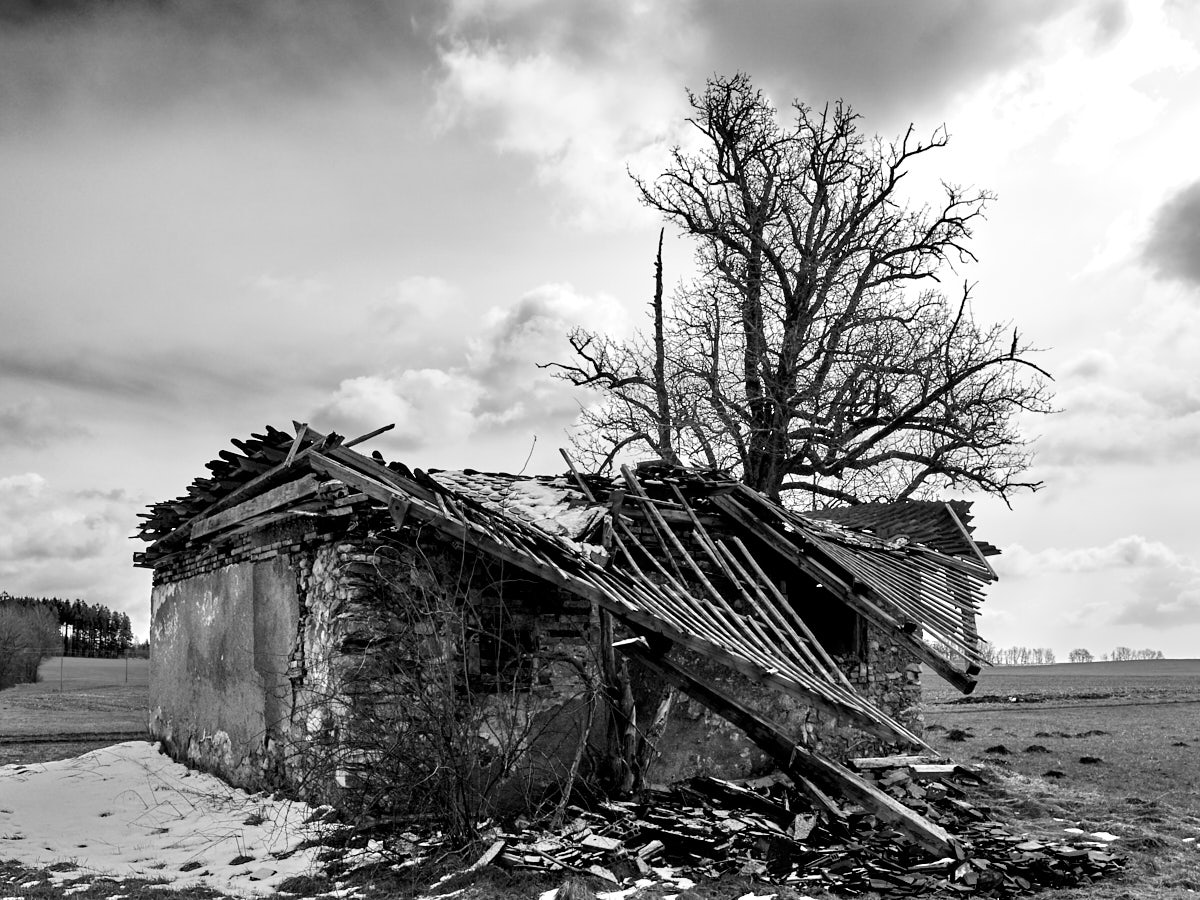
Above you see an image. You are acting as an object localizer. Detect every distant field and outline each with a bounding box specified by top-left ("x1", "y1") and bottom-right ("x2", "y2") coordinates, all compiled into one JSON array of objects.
[
  {"x1": 923, "y1": 657, "x2": 1200, "y2": 706},
  {"x1": 0, "y1": 657, "x2": 149, "y2": 756}
]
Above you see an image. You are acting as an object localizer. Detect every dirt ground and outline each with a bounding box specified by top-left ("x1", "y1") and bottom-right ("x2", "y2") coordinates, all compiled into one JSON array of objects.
[
  {"x1": 922, "y1": 659, "x2": 1200, "y2": 899},
  {"x1": 0, "y1": 657, "x2": 148, "y2": 765}
]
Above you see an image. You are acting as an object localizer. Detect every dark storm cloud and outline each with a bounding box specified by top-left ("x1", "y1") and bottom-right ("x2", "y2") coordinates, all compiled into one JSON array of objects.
[
  {"x1": 690, "y1": 0, "x2": 1115, "y2": 124},
  {"x1": 0, "y1": 0, "x2": 442, "y2": 130},
  {"x1": 1144, "y1": 180, "x2": 1200, "y2": 286}
]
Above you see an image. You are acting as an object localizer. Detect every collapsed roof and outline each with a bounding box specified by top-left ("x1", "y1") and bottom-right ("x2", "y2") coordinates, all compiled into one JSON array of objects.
[{"x1": 135, "y1": 422, "x2": 1002, "y2": 856}]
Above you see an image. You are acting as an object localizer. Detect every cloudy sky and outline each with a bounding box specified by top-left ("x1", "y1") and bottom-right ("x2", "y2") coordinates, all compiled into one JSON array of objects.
[{"x1": 2, "y1": 0, "x2": 1198, "y2": 658}]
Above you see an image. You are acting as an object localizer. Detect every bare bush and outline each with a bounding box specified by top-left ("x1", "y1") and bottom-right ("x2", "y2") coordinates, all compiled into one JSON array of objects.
[
  {"x1": 287, "y1": 536, "x2": 607, "y2": 842},
  {"x1": 0, "y1": 601, "x2": 60, "y2": 689}
]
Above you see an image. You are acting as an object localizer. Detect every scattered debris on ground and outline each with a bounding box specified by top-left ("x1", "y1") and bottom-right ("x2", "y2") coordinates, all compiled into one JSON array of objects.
[
  {"x1": 1, "y1": 742, "x2": 1128, "y2": 899},
  {"x1": 321, "y1": 759, "x2": 1124, "y2": 898}
]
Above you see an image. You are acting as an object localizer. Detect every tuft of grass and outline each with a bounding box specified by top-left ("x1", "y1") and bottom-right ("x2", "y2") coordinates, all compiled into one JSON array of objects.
[{"x1": 0, "y1": 858, "x2": 230, "y2": 900}]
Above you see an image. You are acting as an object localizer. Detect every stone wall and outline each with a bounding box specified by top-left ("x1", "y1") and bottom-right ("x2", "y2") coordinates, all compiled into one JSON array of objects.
[
  {"x1": 149, "y1": 515, "x2": 322, "y2": 789},
  {"x1": 285, "y1": 531, "x2": 601, "y2": 818}
]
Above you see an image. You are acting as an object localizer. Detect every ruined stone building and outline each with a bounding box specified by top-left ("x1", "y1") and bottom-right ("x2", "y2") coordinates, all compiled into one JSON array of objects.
[{"x1": 135, "y1": 423, "x2": 997, "y2": 851}]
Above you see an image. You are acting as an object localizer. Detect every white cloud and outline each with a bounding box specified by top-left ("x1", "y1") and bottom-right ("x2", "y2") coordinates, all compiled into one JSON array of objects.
[
  {"x1": 311, "y1": 281, "x2": 628, "y2": 456},
  {"x1": 999, "y1": 535, "x2": 1184, "y2": 577},
  {"x1": 997, "y1": 535, "x2": 1200, "y2": 631},
  {"x1": 1118, "y1": 566, "x2": 1200, "y2": 627},
  {"x1": 0, "y1": 473, "x2": 148, "y2": 634},
  {"x1": 312, "y1": 368, "x2": 484, "y2": 451},
  {"x1": 1032, "y1": 288, "x2": 1200, "y2": 470},
  {"x1": 433, "y1": 18, "x2": 686, "y2": 229},
  {"x1": 945, "y1": 0, "x2": 1198, "y2": 179}
]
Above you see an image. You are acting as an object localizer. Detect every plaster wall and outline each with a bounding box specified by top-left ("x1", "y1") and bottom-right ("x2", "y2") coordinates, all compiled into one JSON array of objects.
[{"x1": 149, "y1": 554, "x2": 299, "y2": 790}]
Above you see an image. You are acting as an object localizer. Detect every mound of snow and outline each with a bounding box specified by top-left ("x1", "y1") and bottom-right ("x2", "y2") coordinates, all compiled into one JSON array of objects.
[{"x1": 0, "y1": 741, "x2": 328, "y2": 897}]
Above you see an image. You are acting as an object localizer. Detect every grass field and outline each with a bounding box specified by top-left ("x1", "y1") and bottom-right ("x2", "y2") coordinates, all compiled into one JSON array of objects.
[{"x1": 0, "y1": 656, "x2": 149, "y2": 765}]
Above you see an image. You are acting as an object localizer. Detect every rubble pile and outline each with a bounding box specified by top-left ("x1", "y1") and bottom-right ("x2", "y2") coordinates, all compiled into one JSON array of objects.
[{"x1": 330, "y1": 761, "x2": 1123, "y2": 898}]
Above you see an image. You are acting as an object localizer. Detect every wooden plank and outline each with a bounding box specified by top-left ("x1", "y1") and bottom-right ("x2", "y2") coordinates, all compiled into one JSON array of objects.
[
  {"x1": 558, "y1": 448, "x2": 597, "y2": 502},
  {"x1": 283, "y1": 424, "x2": 308, "y2": 467},
  {"x1": 618, "y1": 640, "x2": 961, "y2": 859},
  {"x1": 190, "y1": 475, "x2": 320, "y2": 540},
  {"x1": 725, "y1": 536, "x2": 856, "y2": 691},
  {"x1": 343, "y1": 422, "x2": 396, "y2": 449},
  {"x1": 851, "y1": 754, "x2": 950, "y2": 770},
  {"x1": 943, "y1": 502, "x2": 998, "y2": 580}
]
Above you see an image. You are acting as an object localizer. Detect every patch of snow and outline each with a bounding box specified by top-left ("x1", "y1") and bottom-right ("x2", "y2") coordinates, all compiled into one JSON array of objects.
[
  {"x1": 431, "y1": 472, "x2": 606, "y2": 542},
  {"x1": 0, "y1": 741, "x2": 328, "y2": 898}
]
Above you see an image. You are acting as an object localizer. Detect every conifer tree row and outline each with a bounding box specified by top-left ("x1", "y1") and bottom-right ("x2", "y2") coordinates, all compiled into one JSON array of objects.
[{"x1": 0, "y1": 592, "x2": 134, "y2": 659}]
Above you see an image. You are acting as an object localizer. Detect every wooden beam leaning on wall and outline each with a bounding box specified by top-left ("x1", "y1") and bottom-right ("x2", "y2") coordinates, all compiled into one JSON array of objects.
[
  {"x1": 615, "y1": 637, "x2": 962, "y2": 860},
  {"x1": 709, "y1": 495, "x2": 980, "y2": 695}
]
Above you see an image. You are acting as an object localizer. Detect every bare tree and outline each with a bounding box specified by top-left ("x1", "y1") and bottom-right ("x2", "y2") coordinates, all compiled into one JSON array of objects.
[
  {"x1": 549, "y1": 73, "x2": 1053, "y2": 504},
  {"x1": 1068, "y1": 648, "x2": 1094, "y2": 663}
]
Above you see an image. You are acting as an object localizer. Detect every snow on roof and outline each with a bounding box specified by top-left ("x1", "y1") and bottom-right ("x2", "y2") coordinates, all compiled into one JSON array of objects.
[
  {"x1": 429, "y1": 469, "x2": 606, "y2": 542},
  {"x1": 0, "y1": 741, "x2": 327, "y2": 897}
]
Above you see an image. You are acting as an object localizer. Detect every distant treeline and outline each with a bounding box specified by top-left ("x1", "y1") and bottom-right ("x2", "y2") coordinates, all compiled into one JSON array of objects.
[
  {"x1": 0, "y1": 593, "x2": 136, "y2": 689},
  {"x1": 927, "y1": 641, "x2": 1167, "y2": 668},
  {"x1": 1067, "y1": 647, "x2": 1165, "y2": 663}
]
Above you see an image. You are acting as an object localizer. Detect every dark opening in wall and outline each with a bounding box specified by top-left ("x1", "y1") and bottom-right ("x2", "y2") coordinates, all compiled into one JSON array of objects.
[{"x1": 787, "y1": 574, "x2": 864, "y2": 658}]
